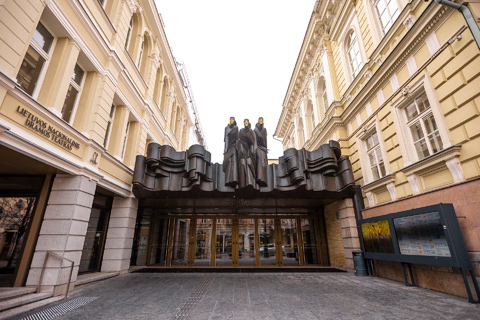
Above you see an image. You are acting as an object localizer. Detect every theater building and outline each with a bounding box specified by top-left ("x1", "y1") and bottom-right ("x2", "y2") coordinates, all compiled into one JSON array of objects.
[
  {"x1": 0, "y1": 0, "x2": 201, "y2": 295},
  {"x1": 275, "y1": 0, "x2": 480, "y2": 298}
]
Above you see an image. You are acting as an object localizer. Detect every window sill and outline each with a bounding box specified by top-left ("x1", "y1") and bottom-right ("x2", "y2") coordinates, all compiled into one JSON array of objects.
[
  {"x1": 400, "y1": 145, "x2": 464, "y2": 195},
  {"x1": 362, "y1": 174, "x2": 397, "y2": 208}
]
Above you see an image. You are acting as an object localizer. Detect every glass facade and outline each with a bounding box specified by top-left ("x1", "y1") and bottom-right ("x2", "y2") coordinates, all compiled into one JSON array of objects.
[{"x1": 131, "y1": 215, "x2": 327, "y2": 267}]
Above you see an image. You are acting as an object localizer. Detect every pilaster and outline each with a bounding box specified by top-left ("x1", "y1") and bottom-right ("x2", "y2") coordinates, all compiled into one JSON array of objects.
[
  {"x1": 337, "y1": 198, "x2": 361, "y2": 270},
  {"x1": 101, "y1": 197, "x2": 138, "y2": 273},
  {"x1": 26, "y1": 174, "x2": 96, "y2": 296}
]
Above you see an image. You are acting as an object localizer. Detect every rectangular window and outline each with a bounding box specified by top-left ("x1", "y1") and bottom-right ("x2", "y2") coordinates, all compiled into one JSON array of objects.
[
  {"x1": 121, "y1": 121, "x2": 130, "y2": 159},
  {"x1": 104, "y1": 104, "x2": 116, "y2": 148},
  {"x1": 405, "y1": 93, "x2": 443, "y2": 160},
  {"x1": 375, "y1": 0, "x2": 400, "y2": 34},
  {"x1": 366, "y1": 131, "x2": 386, "y2": 180},
  {"x1": 61, "y1": 64, "x2": 85, "y2": 123},
  {"x1": 16, "y1": 22, "x2": 54, "y2": 96}
]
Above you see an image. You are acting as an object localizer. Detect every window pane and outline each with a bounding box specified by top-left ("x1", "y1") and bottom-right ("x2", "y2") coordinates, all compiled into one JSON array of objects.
[
  {"x1": 416, "y1": 93, "x2": 430, "y2": 114},
  {"x1": 61, "y1": 84, "x2": 79, "y2": 122},
  {"x1": 32, "y1": 23, "x2": 53, "y2": 53},
  {"x1": 17, "y1": 46, "x2": 46, "y2": 95},
  {"x1": 414, "y1": 138, "x2": 429, "y2": 159},
  {"x1": 410, "y1": 121, "x2": 424, "y2": 142},
  {"x1": 194, "y1": 219, "x2": 212, "y2": 265},
  {"x1": 379, "y1": 162, "x2": 387, "y2": 177},
  {"x1": 369, "y1": 152, "x2": 377, "y2": 166},
  {"x1": 371, "y1": 164, "x2": 380, "y2": 180},
  {"x1": 72, "y1": 64, "x2": 84, "y2": 86},
  {"x1": 405, "y1": 102, "x2": 419, "y2": 121}
]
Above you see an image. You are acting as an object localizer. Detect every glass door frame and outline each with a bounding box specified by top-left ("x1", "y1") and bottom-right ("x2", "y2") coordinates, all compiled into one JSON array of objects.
[{"x1": 145, "y1": 214, "x2": 327, "y2": 267}]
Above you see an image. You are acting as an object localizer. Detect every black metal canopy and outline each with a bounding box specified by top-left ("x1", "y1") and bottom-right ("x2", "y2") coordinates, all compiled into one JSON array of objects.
[{"x1": 132, "y1": 141, "x2": 355, "y2": 207}]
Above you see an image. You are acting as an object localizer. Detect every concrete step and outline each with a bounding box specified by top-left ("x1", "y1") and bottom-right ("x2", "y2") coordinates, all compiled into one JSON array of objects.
[
  {"x1": 75, "y1": 272, "x2": 119, "y2": 287},
  {"x1": 0, "y1": 292, "x2": 52, "y2": 312},
  {"x1": 0, "y1": 288, "x2": 36, "y2": 302},
  {"x1": 0, "y1": 296, "x2": 63, "y2": 320}
]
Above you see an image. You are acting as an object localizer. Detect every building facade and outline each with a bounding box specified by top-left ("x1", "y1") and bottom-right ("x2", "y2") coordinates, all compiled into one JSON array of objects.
[
  {"x1": 0, "y1": 0, "x2": 204, "y2": 294},
  {"x1": 275, "y1": 0, "x2": 480, "y2": 298}
]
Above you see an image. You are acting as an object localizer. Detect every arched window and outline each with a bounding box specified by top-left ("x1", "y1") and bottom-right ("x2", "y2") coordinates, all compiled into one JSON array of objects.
[
  {"x1": 160, "y1": 78, "x2": 169, "y2": 116},
  {"x1": 138, "y1": 33, "x2": 151, "y2": 76},
  {"x1": 375, "y1": 0, "x2": 400, "y2": 34},
  {"x1": 316, "y1": 77, "x2": 328, "y2": 118},
  {"x1": 346, "y1": 31, "x2": 362, "y2": 78},
  {"x1": 137, "y1": 36, "x2": 144, "y2": 67},
  {"x1": 125, "y1": 18, "x2": 133, "y2": 50}
]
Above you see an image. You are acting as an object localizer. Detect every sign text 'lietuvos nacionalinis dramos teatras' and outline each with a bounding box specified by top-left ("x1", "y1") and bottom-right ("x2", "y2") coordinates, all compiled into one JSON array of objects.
[
  {"x1": 16, "y1": 106, "x2": 80, "y2": 151},
  {"x1": 133, "y1": 117, "x2": 355, "y2": 199}
]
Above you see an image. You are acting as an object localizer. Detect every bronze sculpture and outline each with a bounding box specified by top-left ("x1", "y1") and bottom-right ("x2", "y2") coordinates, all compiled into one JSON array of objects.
[
  {"x1": 254, "y1": 117, "x2": 268, "y2": 187},
  {"x1": 223, "y1": 117, "x2": 239, "y2": 187},
  {"x1": 236, "y1": 119, "x2": 256, "y2": 188}
]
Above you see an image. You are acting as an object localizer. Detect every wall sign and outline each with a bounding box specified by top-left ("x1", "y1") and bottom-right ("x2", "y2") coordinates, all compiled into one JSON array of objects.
[{"x1": 16, "y1": 106, "x2": 80, "y2": 151}]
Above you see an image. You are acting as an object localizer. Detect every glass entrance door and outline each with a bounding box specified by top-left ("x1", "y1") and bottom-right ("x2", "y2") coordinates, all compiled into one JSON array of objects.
[
  {"x1": 238, "y1": 219, "x2": 255, "y2": 265},
  {"x1": 215, "y1": 219, "x2": 233, "y2": 265},
  {"x1": 259, "y1": 219, "x2": 276, "y2": 266},
  {"x1": 280, "y1": 218, "x2": 299, "y2": 266},
  {"x1": 149, "y1": 217, "x2": 169, "y2": 266}
]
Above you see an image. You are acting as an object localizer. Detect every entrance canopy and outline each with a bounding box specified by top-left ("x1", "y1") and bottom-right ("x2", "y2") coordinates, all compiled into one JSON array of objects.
[{"x1": 132, "y1": 141, "x2": 355, "y2": 207}]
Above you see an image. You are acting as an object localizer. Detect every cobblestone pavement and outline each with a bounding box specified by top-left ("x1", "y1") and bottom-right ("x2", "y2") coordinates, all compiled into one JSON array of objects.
[{"x1": 17, "y1": 272, "x2": 479, "y2": 320}]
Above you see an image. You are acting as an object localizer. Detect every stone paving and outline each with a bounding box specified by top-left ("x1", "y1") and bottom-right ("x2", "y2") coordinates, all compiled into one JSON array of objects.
[{"x1": 17, "y1": 272, "x2": 479, "y2": 320}]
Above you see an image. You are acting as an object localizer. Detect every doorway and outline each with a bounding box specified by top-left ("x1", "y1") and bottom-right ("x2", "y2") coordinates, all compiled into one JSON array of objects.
[{"x1": 138, "y1": 215, "x2": 327, "y2": 267}]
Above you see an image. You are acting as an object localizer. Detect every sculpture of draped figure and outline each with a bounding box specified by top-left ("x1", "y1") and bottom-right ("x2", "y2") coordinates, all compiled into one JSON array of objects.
[
  {"x1": 223, "y1": 117, "x2": 239, "y2": 187},
  {"x1": 236, "y1": 119, "x2": 256, "y2": 188},
  {"x1": 254, "y1": 117, "x2": 268, "y2": 187}
]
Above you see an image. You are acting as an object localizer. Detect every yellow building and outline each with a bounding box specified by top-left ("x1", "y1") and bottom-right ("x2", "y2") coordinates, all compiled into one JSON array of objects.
[
  {"x1": 0, "y1": 0, "x2": 204, "y2": 294},
  {"x1": 275, "y1": 0, "x2": 480, "y2": 298}
]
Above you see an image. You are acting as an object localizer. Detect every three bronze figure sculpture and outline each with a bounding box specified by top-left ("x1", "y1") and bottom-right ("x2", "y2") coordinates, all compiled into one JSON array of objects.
[{"x1": 224, "y1": 117, "x2": 268, "y2": 188}]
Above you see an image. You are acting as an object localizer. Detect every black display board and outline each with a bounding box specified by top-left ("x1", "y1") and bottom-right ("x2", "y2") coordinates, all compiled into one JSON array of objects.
[{"x1": 358, "y1": 203, "x2": 479, "y2": 303}]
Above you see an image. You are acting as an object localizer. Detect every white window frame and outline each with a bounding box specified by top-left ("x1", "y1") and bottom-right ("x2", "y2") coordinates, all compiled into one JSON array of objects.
[
  {"x1": 374, "y1": 0, "x2": 400, "y2": 35},
  {"x1": 125, "y1": 18, "x2": 133, "y2": 51},
  {"x1": 121, "y1": 120, "x2": 130, "y2": 160},
  {"x1": 346, "y1": 31, "x2": 362, "y2": 78},
  {"x1": 356, "y1": 120, "x2": 391, "y2": 184},
  {"x1": 362, "y1": 0, "x2": 406, "y2": 46},
  {"x1": 63, "y1": 63, "x2": 86, "y2": 124},
  {"x1": 390, "y1": 74, "x2": 451, "y2": 167},
  {"x1": 104, "y1": 104, "x2": 116, "y2": 148},
  {"x1": 337, "y1": 12, "x2": 368, "y2": 85},
  {"x1": 19, "y1": 22, "x2": 56, "y2": 99},
  {"x1": 137, "y1": 34, "x2": 144, "y2": 67}
]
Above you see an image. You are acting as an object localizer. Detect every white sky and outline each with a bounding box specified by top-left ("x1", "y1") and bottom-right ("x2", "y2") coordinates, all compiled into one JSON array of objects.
[{"x1": 155, "y1": 0, "x2": 316, "y2": 162}]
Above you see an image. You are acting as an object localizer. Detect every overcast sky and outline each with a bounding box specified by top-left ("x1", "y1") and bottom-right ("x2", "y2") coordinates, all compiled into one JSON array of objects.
[{"x1": 155, "y1": 0, "x2": 316, "y2": 162}]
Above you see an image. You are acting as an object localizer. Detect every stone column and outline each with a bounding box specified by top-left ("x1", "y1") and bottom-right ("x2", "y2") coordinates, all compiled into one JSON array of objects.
[
  {"x1": 101, "y1": 197, "x2": 138, "y2": 273},
  {"x1": 337, "y1": 198, "x2": 361, "y2": 270},
  {"x1": 26, "y1": 174, "x2": 96, "y2": 296}
]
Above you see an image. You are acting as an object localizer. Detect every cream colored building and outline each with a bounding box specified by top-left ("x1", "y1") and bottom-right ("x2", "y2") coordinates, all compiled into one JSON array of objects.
[
  {"x1": 0, "y1": 0, "x2": 204, "y2": 294},
  {"x1": 275, "y1": 0, "x2": 480, "y2": 298}
]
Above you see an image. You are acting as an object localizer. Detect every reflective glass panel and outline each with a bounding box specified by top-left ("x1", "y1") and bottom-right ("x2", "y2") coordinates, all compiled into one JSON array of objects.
[
  {"x1": 80, "y1": 207, "x2": 109, "y2": 273},
  {"x1": 301, "y1": 219, "x2": 320, "y2": 265},
  {"x1": 149, "y1": 217, "x2": 169, "y2": 266},
  {"x1": 17, "y1": 46, "x2": 46, "y2": 96},
  {"x1": 259, "y1": 219, "x2": 276, "y2": 266},
  {"x1": 281, "y1": 219, "x2": 299, "y2": 266},
  {"x1": 171, "y1": 218, "x2": 190, "y2": 265},
  {"x1": 194, "y1": 219, "x2": 212, "y2": 265},
  {"x1": 32, "y1": 23, "x2": 53, "y2": 53},
  {"x1": 238, "y1": 219, "x2": 255, "y2": 265},
  {"x1": 61, "y1": 84, "x2": 79, "y2": 122},
  {"x1": 133, "y1": 210, "x2": 151, "y2": 266},
  {"x1": 0, "y1": 197, "x2": 36, "y2": 285},
  {"x1": 216, "y1": 219, "x2": 233, "y2": 265}
]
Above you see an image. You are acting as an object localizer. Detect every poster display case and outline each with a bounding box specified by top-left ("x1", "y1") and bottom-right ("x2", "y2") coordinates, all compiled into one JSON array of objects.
[{"x1": 358, "y1": 203, "x2": 479, "y2": 303}]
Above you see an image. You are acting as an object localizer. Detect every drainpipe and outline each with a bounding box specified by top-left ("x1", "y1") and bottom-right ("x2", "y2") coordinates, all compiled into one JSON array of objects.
[{"x1": 434, "y1": 0, "x2": 480, "y2": 49}]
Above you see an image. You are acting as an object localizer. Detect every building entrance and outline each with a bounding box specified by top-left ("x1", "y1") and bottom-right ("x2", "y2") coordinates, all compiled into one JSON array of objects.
[{"x1": 134, "y1": 213, "x2": 328, "y2": 268}]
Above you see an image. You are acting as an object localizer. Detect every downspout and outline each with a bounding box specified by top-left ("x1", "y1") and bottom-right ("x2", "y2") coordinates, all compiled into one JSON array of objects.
[{"x1": 435, "y1": 0, "x2": 480, "y2": 49}]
